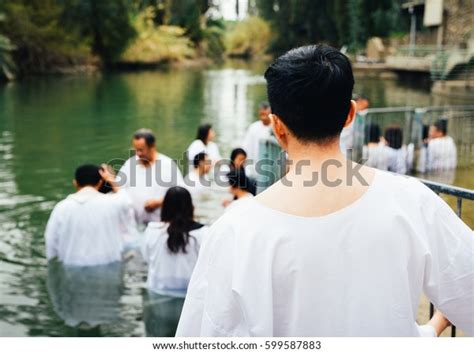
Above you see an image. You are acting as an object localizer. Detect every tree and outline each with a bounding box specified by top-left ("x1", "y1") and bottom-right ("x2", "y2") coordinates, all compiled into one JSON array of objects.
[
  {"x1": 0, "y1": 0, "x2": 88, "y2": 74},
  {"x1": 61, "y1": 0, "x2": 136, "y2": 65},
  {"x1": 0, "y1": 17, "x2": 15, "y2": 80}
]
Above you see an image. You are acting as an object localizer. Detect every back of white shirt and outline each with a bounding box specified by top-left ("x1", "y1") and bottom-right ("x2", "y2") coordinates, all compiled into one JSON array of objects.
[
  {"x1": 143, "y1": 222, "x2": 208, "y2": 297},
  {"x1": 362, "y1": 143, "x2": 389, "y2": 170},
  {"x1": 45, "y1": 188, "x2": 135, "y2": 266},
  {"x1": 176, "y1": 170, "x2": 474, "y2": 336},
  {"x1": 427, "y1": 136, "x2": 457, "y2": 171}
]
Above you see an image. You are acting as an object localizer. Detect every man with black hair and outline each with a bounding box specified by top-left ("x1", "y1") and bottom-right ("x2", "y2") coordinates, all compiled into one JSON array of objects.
[
  {"x1": 426, "y1": 119, "x2": 457, "y2": 171},
  {"x1": 177, "y1": 45, "x2": 473, "y2": 337},
  {"x1": 242, "y1": 101, "x2": 272, "y2": 177},
  {"x1": 119, "y1": 128, "x2": 185, "y2": 224},
  {"x1": 45, "y1": 164, "x2": 136, "y2": 266}
]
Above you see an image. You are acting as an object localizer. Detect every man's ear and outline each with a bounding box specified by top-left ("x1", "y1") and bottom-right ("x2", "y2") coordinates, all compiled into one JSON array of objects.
[
  {"x1": 73, "y1": 179, "x2": 79, "y2": 190},
  {"x1": 343, "y1": 100, "x2": 357, "y2": 128},
  {"x1": 271, "y1": 114, "x2": 289, "y2": 151}
]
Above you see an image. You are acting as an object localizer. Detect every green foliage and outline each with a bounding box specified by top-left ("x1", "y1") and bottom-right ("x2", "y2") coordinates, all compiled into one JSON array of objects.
[
  {"x1": 255, "y1": 0, "x2": 405, "y2": 53},
  {"x1": 121, "y1": 7, "x2": 196, "y2": 64},
  {"x1": 225, "y1": 16, "x2": 271, "y2": 58},
  {"x1": 169, "y1": 0, "x2": 211, "y2": 43},
  {"x1": 0, "y1": 0, "x2": 89, "y2": 74},
  {"x1": 0, "y1": 14, "x2": 16, "y2": 81},
  {"x1": 60, "y1": 0, "x2": 136, "y2": 65}
]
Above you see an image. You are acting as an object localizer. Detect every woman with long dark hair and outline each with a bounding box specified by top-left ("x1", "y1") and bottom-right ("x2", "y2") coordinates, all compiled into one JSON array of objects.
[
  {"x1": 384, "y1": 126, "x2": 413, "y2": 174},
  {"x1": 186, "y1": 123, "x2": 222, "y2": 167},
  {"x1": 142, "y1": 187, "x2": 208, "y2": 297}
]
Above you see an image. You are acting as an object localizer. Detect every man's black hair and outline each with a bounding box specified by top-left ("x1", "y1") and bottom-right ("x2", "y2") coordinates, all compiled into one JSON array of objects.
[
  {"x1": 434, "y1": 119, "x2": 448, "y2": 136},
  {"x1": 193, "y1": 152, "x2": 208, "y2": 169},
  {"x1": 75, "y1": 164, "x2": 102, "y2": 187},
  {"x1": 264, "y1": 44, "x2": 354, "y2": 143},
  {"x1": 133, "y1": 128, "x2": 156, "y2": 147}
]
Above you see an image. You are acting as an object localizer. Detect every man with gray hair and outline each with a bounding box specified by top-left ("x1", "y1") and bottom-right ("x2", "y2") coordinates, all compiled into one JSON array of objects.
[{"x1": 118, "y1": 128, "x2": 185, "y2": 224}]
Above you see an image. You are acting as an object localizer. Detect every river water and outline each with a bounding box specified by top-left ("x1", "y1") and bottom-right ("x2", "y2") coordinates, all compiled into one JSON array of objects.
[{"x1": 0, "y1": 61, "x2": 472, "y2": 336}]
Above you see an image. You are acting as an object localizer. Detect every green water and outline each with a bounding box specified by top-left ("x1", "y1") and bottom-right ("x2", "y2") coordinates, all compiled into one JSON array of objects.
[{"x1": 0, "y1": 62, "x2": 473, "y2": 336}]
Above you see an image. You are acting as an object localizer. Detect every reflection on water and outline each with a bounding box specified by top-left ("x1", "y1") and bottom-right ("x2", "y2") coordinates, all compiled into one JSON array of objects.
[
  {"x1": 143, "y1": 291, "x2": 185, "y2": 337},
  {"x1": 0, "y1": 63, "x2": 473, "y2": 336},
  {"x1": 47, "y1": 261, "x2": 123, "y2": 329}
]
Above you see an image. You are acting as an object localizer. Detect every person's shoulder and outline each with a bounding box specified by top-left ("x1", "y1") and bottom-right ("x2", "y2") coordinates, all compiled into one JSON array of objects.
[
  {"x1": 157, "y1": 153, "x2": 178, "y2": 165},
  {"x1": 246, "y1": 120, "x2": 262, "y2": 132},
  {"x1": 211, "y1": 198, "x2": 260, "y2": 233},
  {"x1": 188, "y1": 139, "x2": 203, "y2": 149},
  {"x1": 49, "y1": 196, "x2": 76, "y2": 218},
  {"x1": 145, "y1": 221, "x2": 168, "y2": 237},
  {"x1": 375, "y1": 170, "x2": 440, "y2": 209}
]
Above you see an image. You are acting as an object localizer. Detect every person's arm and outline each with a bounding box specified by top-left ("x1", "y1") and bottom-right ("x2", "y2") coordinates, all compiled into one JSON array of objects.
[
  {"x1": 426, "y1": 310, "x2": 451, "y2": 336},
  {"x1": 44, "y1": 206, "x2": 61, "y2": 260},
  {"x1": 176, "y1": 218, "x2": 248, "y2": 336},
  {"x1": 100, "y1": 164, "x2": 119, "y2": 192},
  {"x1": 423, "y1": 194, "x2": 474, "y2": 336},
  {"x1": 144, "y1": 198, "x2": 163, "y2": 212}
]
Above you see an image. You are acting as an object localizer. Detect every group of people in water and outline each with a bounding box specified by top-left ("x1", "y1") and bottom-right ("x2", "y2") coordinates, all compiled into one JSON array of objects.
[
  {"x1": 45, "y1": 44, "x2": 472, "y2": 337},
  {"x1": 341, "y1": 96, "x2": 458, "y2": 176},
  {"x1": 45, "y1": 102, "x2": 272, "y2": 298}
]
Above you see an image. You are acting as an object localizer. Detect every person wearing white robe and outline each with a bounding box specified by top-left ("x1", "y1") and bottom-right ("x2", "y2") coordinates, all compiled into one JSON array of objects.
[
  {"x1": 187, "y1": 124, "x2": 222, "y2": 167},
  {"x1": 142, "y1": 187, "x2": 208, "y2": 297},
  {"x1": 176, "y1": 45, "x2": 473, "y2": 337},
  {"x1": 340, "y1": 95, "x2": 369, "y2": 158},
  {"x1": 242, "y1": 102, "x2": 272, "y2": 177},
  {"x1": 427, "y1": 120, "x2": 457, "y2": 172},
  {"x1": 184, "y1": 152, "x2": 212, "y2": 198},
  {"x1": 362, "y1": 123, "x2": 388, "y2": 170},
  {"x1": 45, "y1": 164, "x2": 136, "y2": 267},
  {"x1": 119, "y1": 129, "x2": 185, "y2": 224},
  {"x1": 384, "y1": 126, "x2": 413, "y2": 175},
  {"x1": 222, "y1": 168, "x2": 255, "y2": 212}
]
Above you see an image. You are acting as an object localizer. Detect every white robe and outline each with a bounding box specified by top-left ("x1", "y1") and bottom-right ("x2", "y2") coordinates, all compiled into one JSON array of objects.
[
  {"x1": 184, "y1": 169, "x2": 212, "y2": 198},
  {"x1": 242, "y1": 121, "x2": 272, "y2": 176},
  {"x1": 187, "y1": 140, "x2": 222, "y2": 166},
  {"x1": 386, "y1": 145, "x2": 414, "y2": 175},
  {"x1": 427, "y1": 136, "x2": 457, "y2": 172},
  {"x1": 142, "y1": 222, "x2": 208, "y2": 297},
  {"x1": 119, "y1": 154, "x2": 185, "y2": 224},
  {"x1": 362, "y1": 143, "x2": 389, "y2": 171},
  {"x1": 224, "y1": 193, "x2": 254, "y2": 213},
  {"x1": 45, "y1": 187, "x2": 136, "y2": 267},
  {"x1": 176, "y1": 170, "x2": 474, "y2": 337}
]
